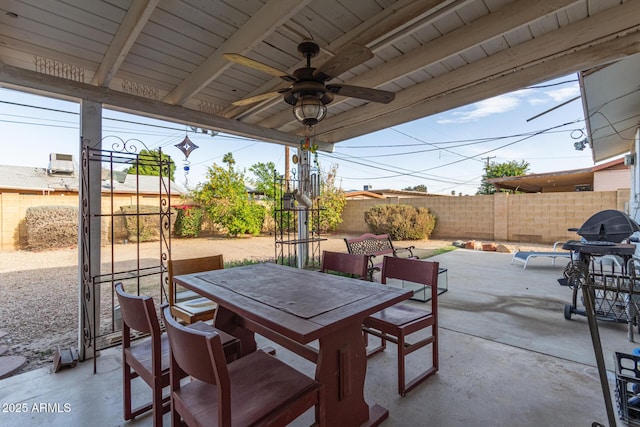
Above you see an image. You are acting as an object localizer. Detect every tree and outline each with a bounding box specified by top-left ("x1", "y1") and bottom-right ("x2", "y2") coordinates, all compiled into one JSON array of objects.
[
  {"x1": 222, "y1": 152, "x2": 236, "y2": 169},
  {"x1": 318, "y1": 164, "x2": 346, "y2": 232},
  {"x1": 192, "y1": 155, "x2": 264, "y2": 236},
  {"x1": 403, "y1": 184, "x2": 428, "y2": 192},
  {"x1": 248, "y1": 162, "x2": 277, "y2": 201},
  {"x1": 248, "y1": 162, "x2": 279, "y2": 233},
  {"x1": 126, "y1": 148, "x2": 176, "y2": 181},
  {"x1": 477, "y1": 160, "x2": 530, "y2": 195}
]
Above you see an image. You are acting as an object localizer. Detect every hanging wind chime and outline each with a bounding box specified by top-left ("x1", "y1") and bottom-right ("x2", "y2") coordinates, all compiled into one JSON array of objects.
[{"x1": 174, "y1": 134, "x2": 199, "y2": 189}]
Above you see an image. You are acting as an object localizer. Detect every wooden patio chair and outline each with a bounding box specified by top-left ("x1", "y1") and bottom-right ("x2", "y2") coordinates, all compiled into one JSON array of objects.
[
  {"x1": 363, "y1": 256, "x2": 439, "y2": 396},
  {"x1": 168, "y1": 254, "x2": 224, "y2": 324},
  {"x1": 115, "y1": 282, "x2": 240, "y2": 427},
  {"x1": 320, "y1": 250, "x2": 369, "y2": 279},
  {"x1": 160, "y1": 305, "x2": 324, "y2": 427}
]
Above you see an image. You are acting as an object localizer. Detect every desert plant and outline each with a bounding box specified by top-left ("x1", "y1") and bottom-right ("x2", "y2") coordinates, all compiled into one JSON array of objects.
[{"x1": 364, "y1": 204, "x2": 436, "y2": 240}]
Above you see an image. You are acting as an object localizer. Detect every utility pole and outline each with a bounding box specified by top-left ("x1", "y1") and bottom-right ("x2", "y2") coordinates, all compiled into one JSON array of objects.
[
  {"x1": 285, "y1": 146, "x2": 290, "y2": 182},
  {"x1": 482, "y1": 156, "x2": 496, "y2": 169}
]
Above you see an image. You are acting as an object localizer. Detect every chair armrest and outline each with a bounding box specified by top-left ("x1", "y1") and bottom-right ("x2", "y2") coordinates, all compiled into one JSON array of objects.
[
  {"x1": 393, "y1": 245, "x2": 416, "y2": 258},
  {"x1": 366, "y1": 255, "x2": 381, "y2": 281},
  {"x1": 552, "y1": 241, "x2": 566, "y2": 252}
]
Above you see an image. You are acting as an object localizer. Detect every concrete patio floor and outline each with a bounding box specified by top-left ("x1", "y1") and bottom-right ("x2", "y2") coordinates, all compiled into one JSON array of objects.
[{"x1": 1, "y1": 248, "x2": 637, "y2": 426}]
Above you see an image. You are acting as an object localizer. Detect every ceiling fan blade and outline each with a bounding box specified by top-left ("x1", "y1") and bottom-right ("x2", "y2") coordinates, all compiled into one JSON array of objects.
[
  {"x1": 231, "y1": 90, "x2": 283, "y2": 106},
  {"x1": 326, "y1": 84, "x2": 395, "y2": 104},
  {"x1": 224, "y1": 53, "x2": 296, "y2": 82},
  {"x1": 313, "y1": 44, "x2": 374, "y2": 82}
]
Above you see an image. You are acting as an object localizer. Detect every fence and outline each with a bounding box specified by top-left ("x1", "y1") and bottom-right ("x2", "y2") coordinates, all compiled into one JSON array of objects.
[
  {"x1": 337, "y1": 190, "x2": 630, "y2": 244},
  {"x1": 0, "y1": 189, "x2": 631, "y2": 250},
  {"x1": 0, "y1": 192, "x2": 163, "y2": 250}
]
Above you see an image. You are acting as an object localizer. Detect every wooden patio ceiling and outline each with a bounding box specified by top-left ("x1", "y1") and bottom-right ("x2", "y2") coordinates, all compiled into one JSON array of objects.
[{"x1": 0, "y1": 0, "x2": 638, "y2": 152}]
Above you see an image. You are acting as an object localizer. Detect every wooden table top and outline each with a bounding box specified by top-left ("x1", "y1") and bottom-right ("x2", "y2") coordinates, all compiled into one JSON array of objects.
[{"x1": 174, "y1": 262, "x2": 412, "y2": 343}]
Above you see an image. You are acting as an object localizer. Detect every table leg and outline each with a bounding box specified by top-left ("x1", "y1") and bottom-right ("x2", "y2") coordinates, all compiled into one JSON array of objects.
[
  {"x1": 317, "y1": 321, "x2": 388, "y2": 427},
  {"x1": 214, "y1": 305, "x2": 256, "y2": 356}
]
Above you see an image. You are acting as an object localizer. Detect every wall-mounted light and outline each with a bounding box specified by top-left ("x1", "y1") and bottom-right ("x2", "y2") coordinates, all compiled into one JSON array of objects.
[{"x1": 624, "y1": 153, "x2": 635, "y2": 166}]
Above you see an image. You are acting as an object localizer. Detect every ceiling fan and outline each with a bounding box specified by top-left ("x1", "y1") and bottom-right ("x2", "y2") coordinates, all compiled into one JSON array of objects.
[{"x1": 224, "y1": 40, "x2": 395, "y2": 126}]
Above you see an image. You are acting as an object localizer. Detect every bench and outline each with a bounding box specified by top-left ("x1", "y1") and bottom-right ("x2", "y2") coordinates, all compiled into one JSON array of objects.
[
  {"x1": 511, "y1": 241, "x2": 572, "y2": 269},
  {"x1": 344, "y1": 233, "x2": 417, "y2": 280}
]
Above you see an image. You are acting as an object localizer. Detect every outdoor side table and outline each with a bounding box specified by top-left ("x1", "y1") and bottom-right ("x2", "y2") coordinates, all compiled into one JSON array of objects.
[{"x1": 398, "y1": 267, "x2": 448, "y2": 302}]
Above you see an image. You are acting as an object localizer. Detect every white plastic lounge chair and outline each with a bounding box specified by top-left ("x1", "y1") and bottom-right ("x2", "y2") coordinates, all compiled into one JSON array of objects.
[{"x1": 511, "y1": 241, "x2": 571, "y2": 269}]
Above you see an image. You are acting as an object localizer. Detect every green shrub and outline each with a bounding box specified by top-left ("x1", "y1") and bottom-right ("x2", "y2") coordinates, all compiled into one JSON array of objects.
[
  {"x1": 364, "y1": 204, "x2": 436, "y2": 240},
  {"x1": 120, "y1": 205, "x2": 161, "y2": 242},
  {"x1": 25, "y1": 206, "x2": 78, "y2": 250},
  {"x1": 223, "y1": 201, "x2": 265, "y2": 236},
  {"x1": 173, "y1": 205, "x2": 204, "y2": 238}
]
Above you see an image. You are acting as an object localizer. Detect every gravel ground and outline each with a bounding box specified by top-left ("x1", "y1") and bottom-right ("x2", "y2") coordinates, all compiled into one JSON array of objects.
[{"x1": 0, "y1": 234, "x2": 552, "y2": 376}]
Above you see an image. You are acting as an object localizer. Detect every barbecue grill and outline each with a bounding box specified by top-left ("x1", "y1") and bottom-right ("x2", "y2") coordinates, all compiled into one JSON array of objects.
[
  {"x1": 563, "y1": 210, "x2": 640, "y2": 323},
  {"x1": 571, "y1": 209, "x2": 640, "y2": 244},
  {"x1": 561, "y1": 211, "x2": 640, "y2": 427}
]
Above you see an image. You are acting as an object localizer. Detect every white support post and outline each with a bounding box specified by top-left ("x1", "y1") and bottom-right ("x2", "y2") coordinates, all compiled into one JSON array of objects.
[
  {"x1": 297, "y1": 148, "x2": 310, "y2": 269},
  {"x1": 78, "y1": 100, "x2": 102, "y2": 361}
]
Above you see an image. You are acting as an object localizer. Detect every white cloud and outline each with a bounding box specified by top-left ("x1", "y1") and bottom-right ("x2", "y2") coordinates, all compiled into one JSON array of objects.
[
  {"x1": 437, "y1": 92, "x2": 527, "y2": 124},
  {"x1": 528, "y1": 98, "x2": 547, "y2": 106},
  {"x1": 435, "y1": 84, "x2": 580, "y2": 124},
  {"x1": 545, "y1": 86, "x2": 580, "y2": 102}
]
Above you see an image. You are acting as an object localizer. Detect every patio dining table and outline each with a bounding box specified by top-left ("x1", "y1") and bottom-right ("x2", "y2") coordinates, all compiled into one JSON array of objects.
[{"x1": 173, "y1": 262, "x2": 412, "y2": 427}]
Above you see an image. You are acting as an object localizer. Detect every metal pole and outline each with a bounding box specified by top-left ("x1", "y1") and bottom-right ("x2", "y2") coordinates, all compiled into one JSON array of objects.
[
  {"x1": 296, "y1": 148, "x2": 309, "y2": 269},
  {"x1": 581, "y1": 282, "x2": 616, "y2": 427}
]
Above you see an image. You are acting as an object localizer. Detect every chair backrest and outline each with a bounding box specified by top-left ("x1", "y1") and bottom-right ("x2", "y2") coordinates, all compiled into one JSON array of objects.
[
  {"x1": 161, "y1": 305, "x2": 230, "y2": 388},
  {"x1": 168, "y1": 254, "x2": 224, "y2": 305},
  {"x1": 115, "y1": 282, "x2": 161, "y2": 336},
  {"x1": 321, "y1": 250, "x2": 369, "y2": 279},
  {"x1": 381, "y1": 256, "x2": 439, "y2": 289}
]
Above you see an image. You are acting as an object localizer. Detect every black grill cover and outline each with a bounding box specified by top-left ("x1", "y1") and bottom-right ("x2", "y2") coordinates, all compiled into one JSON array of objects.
[{"x1": 576, "y1": 210, "x2": 640, "y2": 243}]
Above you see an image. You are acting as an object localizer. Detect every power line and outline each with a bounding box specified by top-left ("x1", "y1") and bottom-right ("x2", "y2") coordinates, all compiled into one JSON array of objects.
[
  {"x1": 0, "y1": 95, "x2": 588, "y2": 192},
  {"x1": 336, "y1": 128, "x2": 581, "y2": 149}
]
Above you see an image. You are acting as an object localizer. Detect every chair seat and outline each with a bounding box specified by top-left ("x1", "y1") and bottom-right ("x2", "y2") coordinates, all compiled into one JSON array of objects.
[
  {"x1": 174, "y1": 350, "x2": 318, "y2": 426},
  {"x1": 128, "y1": 324, "x2": 240, "y2": 373},
  {"x1": 188, "y1": 321, "x2": 241, "y2": 362},
  {"x1": 368, "y1": 303, "x2": 432, "y2": 326},
  {"x1": 175, "y1": 297, "x2": 217, "y2": 312},
  {"x1": 127, "y1": 334, "x2": 172, "y2": 373}
]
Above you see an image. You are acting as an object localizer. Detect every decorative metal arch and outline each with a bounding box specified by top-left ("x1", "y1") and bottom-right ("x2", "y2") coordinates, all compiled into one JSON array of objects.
[{"x1": 80, "y1": 136, "x2": 172, "y2": 373}]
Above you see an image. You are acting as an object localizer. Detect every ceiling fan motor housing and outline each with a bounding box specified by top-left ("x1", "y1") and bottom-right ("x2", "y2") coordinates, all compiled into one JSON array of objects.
[
  {"x1": 283, "y1": 79, "x2": 334, "y2": 106},
  {"x1": 297, "y1": 40, "x2": 320, "y2": 60}
]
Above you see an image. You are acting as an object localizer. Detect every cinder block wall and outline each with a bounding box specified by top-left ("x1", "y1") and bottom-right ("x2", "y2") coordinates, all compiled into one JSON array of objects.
[
  {"x1": 0, "y1": 192, "x2": 164, "y2": 250},
  {"x1": 1, "y1": 189, "x2": 632, "y2": 249},
  {"x1": 337, "y1": 190, "x2": 630, "y2": 244}
]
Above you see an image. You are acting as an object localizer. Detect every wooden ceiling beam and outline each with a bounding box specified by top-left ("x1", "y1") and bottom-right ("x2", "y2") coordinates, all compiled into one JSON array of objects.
[
  {"x1": 225, "y1": 0, "x2": 459, "y2": 121},
  {"x1": 91, "y1": 0, "x2": 159, "y2": 87},
  {"x1": 318, "y1": 31, "x2": 640, "y2": 143},
  {"x1": 256, "y1": 0, "x2": 579, "y2": 130},
  {"x1": 315, "y1": 1, "x2": 640, "y2": 143},
  {"x1": 0, "y1": 59, "x2": 328, "y2": 150},
  {"x1": 163, "y1": 0, "x2": 310, "y2": 106}
]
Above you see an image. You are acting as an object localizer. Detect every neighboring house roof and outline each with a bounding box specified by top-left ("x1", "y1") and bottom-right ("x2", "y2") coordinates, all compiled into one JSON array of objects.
[
  {"x1": 487, "y1": 157, "x2": 628, "y2": 193},
  {"x1": 0, "y1": 165, "x2": 185, "y2": 195},
  {"x1": 369, "y1": 189, "x2": 432, "y2": 198},
  {"x1": 345, "y1": 191, "x2": 385, "y2": 200}
]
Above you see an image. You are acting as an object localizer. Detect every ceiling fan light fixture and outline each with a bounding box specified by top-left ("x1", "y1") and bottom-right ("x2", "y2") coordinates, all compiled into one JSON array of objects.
[{"x1": 293, "y1": 95, "x2": 327, "y2": 127}]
